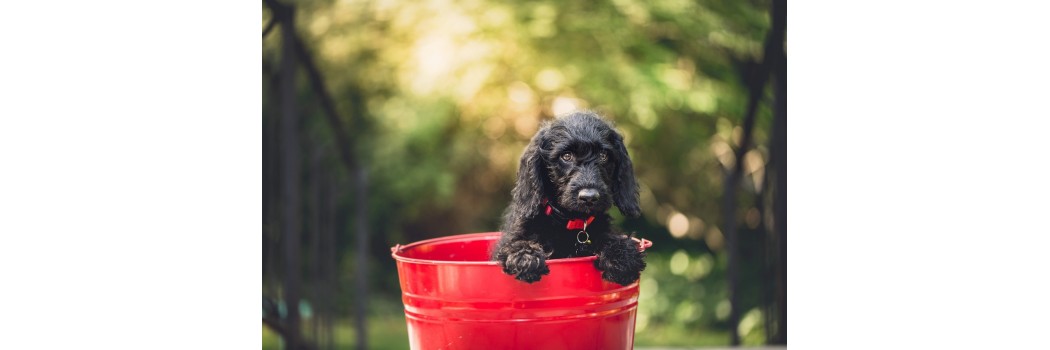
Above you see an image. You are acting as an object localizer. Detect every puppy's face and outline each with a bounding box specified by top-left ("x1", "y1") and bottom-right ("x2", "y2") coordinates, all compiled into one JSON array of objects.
[
  {"x1": 541, "y1": 117, "x2": 620, "y2": 214},
  {"x1": 512, "y1": 111, "x2": 640, "y2": 219}
]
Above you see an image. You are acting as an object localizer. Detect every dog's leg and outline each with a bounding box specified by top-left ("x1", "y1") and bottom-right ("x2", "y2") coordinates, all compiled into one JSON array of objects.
[
  {"x1": 495, "y1": 240, "x2": 550, "y2": 283},
  {"x1": 594, "y1": 235, "x2": 647, "y2": 286}
]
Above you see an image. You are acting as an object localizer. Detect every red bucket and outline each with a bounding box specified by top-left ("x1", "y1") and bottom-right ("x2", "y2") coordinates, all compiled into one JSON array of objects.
[{"x1": 390, "y1": 232, "x2": 651, "y2": 350}]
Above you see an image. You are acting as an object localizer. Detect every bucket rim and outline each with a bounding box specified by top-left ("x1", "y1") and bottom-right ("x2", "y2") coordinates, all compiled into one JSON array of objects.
[{"x1": 390, "y1": 232, "x2": 605, "y2": 266}]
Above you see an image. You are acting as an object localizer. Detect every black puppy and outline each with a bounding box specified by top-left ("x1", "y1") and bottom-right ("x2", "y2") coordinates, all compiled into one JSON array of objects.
[{"x1": 493, "y1": 111, "x2": 646, "y2": 286}]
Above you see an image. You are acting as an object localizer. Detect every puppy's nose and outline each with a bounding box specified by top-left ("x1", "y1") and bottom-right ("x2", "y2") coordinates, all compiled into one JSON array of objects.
[{"x1": 578, "y1": 189, "x2": 600, "y2": 205}]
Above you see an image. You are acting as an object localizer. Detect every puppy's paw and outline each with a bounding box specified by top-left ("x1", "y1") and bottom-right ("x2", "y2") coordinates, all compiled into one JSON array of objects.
[
  {"x1": 501, "y1": 241, "x2": 550, "y2": 283},
  {"x1": 594, "y1": 238, "x2": 647, "y2": 286}
]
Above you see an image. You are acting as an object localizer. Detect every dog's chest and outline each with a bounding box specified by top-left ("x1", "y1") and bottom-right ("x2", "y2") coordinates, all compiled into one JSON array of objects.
[{"x1": 537, "y1": 230, "x2": 598, "y2": 259}]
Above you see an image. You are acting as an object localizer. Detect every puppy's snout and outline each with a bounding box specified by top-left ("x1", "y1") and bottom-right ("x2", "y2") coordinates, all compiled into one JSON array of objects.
[{"x1": 578, "y1": 188, "x2": 600, "y2": 205}]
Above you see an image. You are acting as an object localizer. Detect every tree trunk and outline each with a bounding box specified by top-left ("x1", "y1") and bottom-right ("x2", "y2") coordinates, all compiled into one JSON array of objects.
[
  {"x1": 770, "y1": 0, "x2": 786, "y2": 344},
  {"x1": 353, "y1": 167, "x2": 370, "y2": 350},
  {"x1": 723, "y1": 51, "x2": 763, "y2": 347},
  {"x1": 327, "y1": 173, "x2": 342, "y2": 350},
  {"x1": 309, "y1": 147, "x2": 323, "y2": 346},
  {"x1": 723, "y1": 0, "x2": 786, "y2": 344},
  {"x1": 263, "y1": 68, "x2": 277, "y2": 295},
  {"x1": 280, "y1": 6, "x2": 301, "y2": 349},
  {"x1": 723, "y1": 173, "x2": 743, "y2": 346},
  {"x1": 772, "y1": 2, "x2": 786, "y2": 341}
]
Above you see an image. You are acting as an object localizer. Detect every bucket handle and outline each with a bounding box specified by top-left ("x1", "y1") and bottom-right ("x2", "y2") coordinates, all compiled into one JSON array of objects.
[{"x1": 393, "y1": 238, "x2": 648, "y2": 253}]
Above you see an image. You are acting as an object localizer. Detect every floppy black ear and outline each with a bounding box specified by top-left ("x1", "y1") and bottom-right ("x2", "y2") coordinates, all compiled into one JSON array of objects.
[
  {"x1": 511, "y1": 127, "x2": 550, "y2": 219},
  {"x1": 611, "y1": 131, "x2": 641, "y2": 217}
]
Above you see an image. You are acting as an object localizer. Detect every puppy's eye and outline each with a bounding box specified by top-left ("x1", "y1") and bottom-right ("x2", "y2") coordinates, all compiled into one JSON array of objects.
[
  {"x1": 561, "y1": 152, "x2": 573, "y2": 162},
  {"x1": 598, "y1": 152, "x2": 608, "y2": 163}
]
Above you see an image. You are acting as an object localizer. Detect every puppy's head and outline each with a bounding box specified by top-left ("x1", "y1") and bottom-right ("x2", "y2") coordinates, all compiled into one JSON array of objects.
[{"x1": 511, "y1": 111, "x2": 640, "y2": 218}]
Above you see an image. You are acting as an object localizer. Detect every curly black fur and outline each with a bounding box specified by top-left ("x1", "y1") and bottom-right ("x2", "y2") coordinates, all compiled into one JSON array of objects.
[{"x1": 493, "y1": 111, "x2": 646, "y2": 285}]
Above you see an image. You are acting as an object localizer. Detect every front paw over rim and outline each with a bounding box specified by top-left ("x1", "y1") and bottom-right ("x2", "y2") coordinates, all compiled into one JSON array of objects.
[
  {"x1": 594, "y1": 238, "x2": 647, "y2": 286},
  {"x1": 501, "y1": 241, "x2": 550, "y2": 283}
]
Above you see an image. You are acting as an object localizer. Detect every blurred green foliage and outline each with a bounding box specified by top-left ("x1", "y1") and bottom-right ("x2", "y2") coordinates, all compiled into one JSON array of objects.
[{"x1": 263, "y1": 0, "x2": 779, "y2": 347}]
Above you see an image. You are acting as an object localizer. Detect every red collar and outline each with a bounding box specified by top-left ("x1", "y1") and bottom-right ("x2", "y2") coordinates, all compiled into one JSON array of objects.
[{"x1": 543, "y1": 199, "x2": 595, "y2": 231}]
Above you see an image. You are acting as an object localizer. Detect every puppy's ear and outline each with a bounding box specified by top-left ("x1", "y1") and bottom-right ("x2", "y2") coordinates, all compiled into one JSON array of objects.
[
  {"x1": 611, "y1": 131, "x2": 641, "y2": 218},
  {"x1": 511, "y1": 127, "x2": 550, "y2": 218}
]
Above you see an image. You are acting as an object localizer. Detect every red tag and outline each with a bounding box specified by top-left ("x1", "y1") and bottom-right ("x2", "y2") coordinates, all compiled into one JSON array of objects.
[
  {"x1": 566, "y1": 216, "x2": 595, "y2": 230},
  {"x1": 638, "y1": 238, "x2": 652, "y2": 251}
]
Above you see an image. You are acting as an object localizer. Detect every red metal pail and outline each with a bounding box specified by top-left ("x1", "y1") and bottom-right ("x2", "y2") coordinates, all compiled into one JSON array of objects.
[{"x1": 390, "y1": 232, "x2": 651, "y2": 350}]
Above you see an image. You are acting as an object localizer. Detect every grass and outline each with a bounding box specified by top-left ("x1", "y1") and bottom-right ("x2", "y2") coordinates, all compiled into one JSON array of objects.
[
  {"x1": 635, "y1": 325, "x2": 729, "y2": 347},
  {"x1": 263, "y1": 314, "x2": 410, "y2": 350}
]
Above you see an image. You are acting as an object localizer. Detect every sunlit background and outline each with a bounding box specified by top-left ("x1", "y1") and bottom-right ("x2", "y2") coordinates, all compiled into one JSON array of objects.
[{"x1": 262, "y1": 0, "x2": 785, "y2": 348}]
